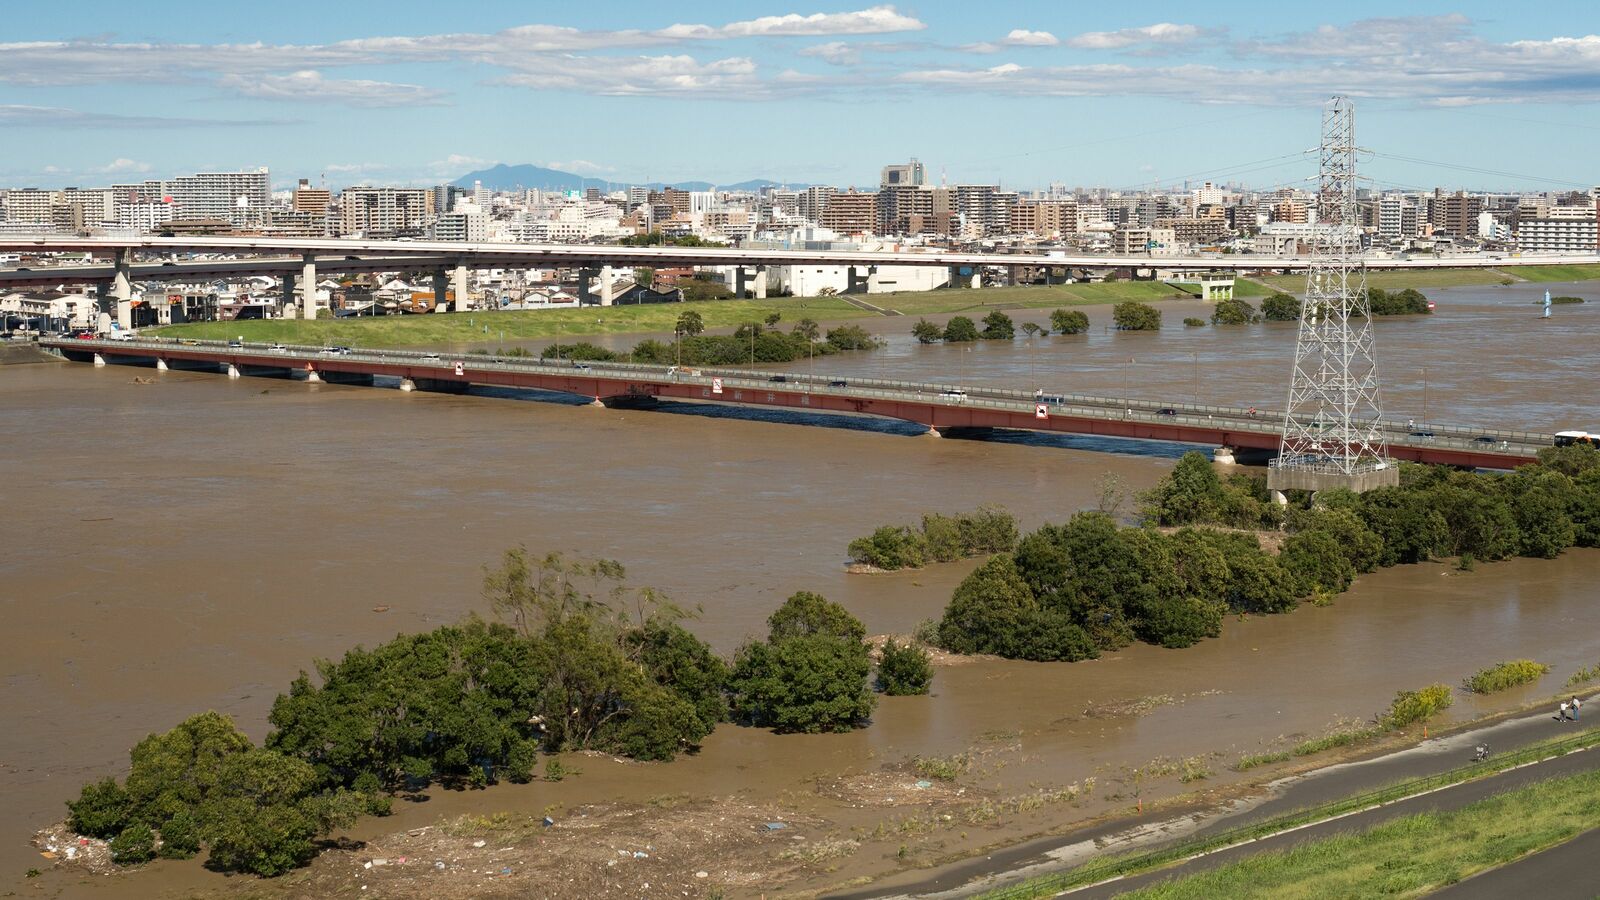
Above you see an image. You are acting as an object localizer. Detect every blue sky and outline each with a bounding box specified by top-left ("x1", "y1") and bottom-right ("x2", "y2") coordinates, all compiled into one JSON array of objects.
[{"x1": 3, "y1": 1, "x2": 1598, "y2": 192}]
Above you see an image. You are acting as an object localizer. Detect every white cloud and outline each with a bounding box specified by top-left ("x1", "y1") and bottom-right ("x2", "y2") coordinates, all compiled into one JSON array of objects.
[
  {"x1": 495, "y1": 54, "x2": 787, "y2": 98},
  {"x1": 94, "y1": 158, "x2": 152, "y2": 174},
  {"x1": 219, "y1": 70, "x2": 447, "y2": 106},
  {"x1": 0, "y1": 103, "x2": 280, "y2": 128},
  {"x1": 962, "y1": 28, "x2": 1062, "y2": 53},
  {"x1": 545, "y1": 159, "x2": 615, "y2": 175},
  {"x1": 1004, "y1": 29, "x2": 1059, "y2": 47},
  {"x1": 1067, "y1": 23, "x2": 1205, "y2": 50},
  {"x1": 710, "y1": 6, "x2": 925, "y2": 37},
  {"x1": 799, "y1": 41, "x2": 862, "y2": 65}
]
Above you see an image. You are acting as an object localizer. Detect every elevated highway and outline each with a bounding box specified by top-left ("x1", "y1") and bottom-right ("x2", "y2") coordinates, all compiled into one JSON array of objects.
[
  {"x1": 42, "y1": 336, "x2": 1548, "y2": 471},
  {"x1": 3, "y1": 234, "x2": 1597, "y2": 291}
]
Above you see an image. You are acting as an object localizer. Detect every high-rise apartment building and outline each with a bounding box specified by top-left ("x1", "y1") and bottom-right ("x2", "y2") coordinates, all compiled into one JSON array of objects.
[
  {"x1": 1517, "y1": 205, "x2": 1598, "y2": 253},
  {"x1": 1430, "y1": 190, "x2": 1482, "y2": 238},
  {"x1": 879, "y1": 159, "x2": 926, "y2": 188},
  {"x1": 162, "y1": 169, "x2": 270, "y2": 226},
  {"x1": 291, "y1": 180, "x2": 332, "y2": 218},
  {"x1": 798, "y1": 186, "x2": 837, "y2": 223},
  {"x1": 338, "y1": 187, "x2": 432, "y2": 237},
  {"x1": 819, "y1": 190, "x2": 877, "y2": 235},
  {"x1": 0, "y1": 189, "x2": 55, "y2": 223}
]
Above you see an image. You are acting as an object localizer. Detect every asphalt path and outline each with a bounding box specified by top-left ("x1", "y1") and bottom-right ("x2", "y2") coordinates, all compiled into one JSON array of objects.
[
  {"x1": 1435, "y1": 827, "x2": 1600, "y2": 900},
  {"x1": 1066, "y1": 739, "x2": 1600, "y2": 898}
]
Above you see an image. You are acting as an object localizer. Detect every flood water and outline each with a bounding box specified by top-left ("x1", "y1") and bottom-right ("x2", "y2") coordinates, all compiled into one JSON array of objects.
[{"x1": 2, "y1": 280, "x2": 1596, "y2": 896}]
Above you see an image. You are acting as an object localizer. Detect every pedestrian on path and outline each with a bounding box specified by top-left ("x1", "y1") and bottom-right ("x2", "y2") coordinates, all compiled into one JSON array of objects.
[
  {"x1": 1558, "y1": 701, "x2": 1571, "y2": 721},
  {"x1": 1573, "y1": 696, "x2": 1582, "y2": 720}
]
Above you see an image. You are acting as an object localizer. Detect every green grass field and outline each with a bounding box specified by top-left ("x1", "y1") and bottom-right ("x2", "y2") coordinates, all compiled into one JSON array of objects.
[
  {"x1": 1122, "y1": 767, "x2": 1600, "y2": 899},
  {"x1": 873, "y1": 281, "x2": 1185, "y2": 316},
  {"x1": 154, "y1": 297, "x2": 873, "y2": 347},
  {"x1": 1253, "y1": 268, "x2": 1511, "y2": 292},
  {"x1": 1510, "y1": 263, "x2": 1600, "y2": 283}
]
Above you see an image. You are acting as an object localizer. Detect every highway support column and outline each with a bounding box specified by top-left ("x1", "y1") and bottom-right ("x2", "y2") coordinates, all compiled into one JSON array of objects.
[
  {"x1": 433, "y1": 268, "x2": 449, "y2": 312},
  {"x1": 453, "y1": 265, "x2": 469, "y2": 312},
  {"x1": 282, "y1": 270, "x2": 298, "y2": 319},
  {"x1": 301, "y1": 253, "x2": 317, "y2": 319},
  {"x1": 111, "y1": 249, "x2": 133, "y2": 330}
]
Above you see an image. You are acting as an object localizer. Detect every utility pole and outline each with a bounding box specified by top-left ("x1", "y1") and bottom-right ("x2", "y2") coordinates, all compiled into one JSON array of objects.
[{"x1": 1268, "y1": 96, "x2": 1397, "y2": 499}]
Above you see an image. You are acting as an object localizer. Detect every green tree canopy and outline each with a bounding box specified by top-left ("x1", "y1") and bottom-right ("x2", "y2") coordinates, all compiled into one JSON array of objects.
[{"x1": 943, "y1": 316, "x2": 980, "y2": 342}]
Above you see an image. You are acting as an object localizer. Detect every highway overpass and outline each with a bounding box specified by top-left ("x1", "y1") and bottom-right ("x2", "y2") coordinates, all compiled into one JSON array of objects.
[{"x1": 42, "y1": 336, "x2": 1548, "y2": 471}]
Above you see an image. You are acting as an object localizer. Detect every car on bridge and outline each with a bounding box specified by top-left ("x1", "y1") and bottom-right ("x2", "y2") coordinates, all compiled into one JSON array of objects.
[
  {"x1": 940, "y1": 389, "x2": 968, "y2": 403},
  {"x1": 769, "y1": 375, "x2": 788, "y2": 383},
  {"x1": 226, "y1": 339, "x2": 243, "y2": 349},
  {"x1": 829, "y1": 379, "x2": 848, "y2": 388},
  {"x1": 420, "y1": 353, "x2": 442, "y2": 362},
  {"x1": 1157, "y1": 407, "x2": 1178, "y2": 416},
  {"x1": 270, "y1": 343, "x2": 288, "y2": 353}
]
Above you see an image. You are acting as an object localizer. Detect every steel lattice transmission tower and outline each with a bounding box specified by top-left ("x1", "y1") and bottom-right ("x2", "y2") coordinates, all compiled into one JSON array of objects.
[{"x1": 1266, "y1": 96, "x2": 1399, "y2": 498}]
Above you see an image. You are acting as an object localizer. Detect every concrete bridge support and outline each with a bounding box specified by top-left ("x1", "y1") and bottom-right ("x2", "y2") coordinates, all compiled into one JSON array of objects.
[
  {"x1": 93, "y1": 353, "x2": 106, "y2": 367},
  {"x1": 970, "y1": 269, "x2": 982, "y2": 289},
  {"x1": 865, "y1": 265, "x2": 880, "y2": 293},
  {"x1": 304, "y1": 368, "x2": 374, "y2": 385},
  {"x1": 752, "y1": 265, "x2": 767, "y2": 299},
  {"x1": 401, "y1": 377, "x2": 469, "y2": 394},
  {"x1": 1213, "y1": 446, "x2": 1236, "y2": 465},
  {"x1": 226, "y1": 363, "x2": 241, "y2": 379},
  {"x1": 846, "y1": 266, "x2": 867, "y2": 294},
  {"x1": 301, "y1": 254, "x2": 318, "y2": 319},
  {"x1": 110, "y1": 249, "x2": 133, "y2": 331},
  {"x1": 433, "y1": 268, "x2": 449, "y2": 312},
  {"x1": 453, "y1": 265, "x2": 470, "y2": 311}
]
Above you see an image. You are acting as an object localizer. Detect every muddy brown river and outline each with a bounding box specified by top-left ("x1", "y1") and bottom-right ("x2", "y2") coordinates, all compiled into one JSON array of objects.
[{"x1": 2, "y1": 281, "x2": 1596, "y2": 897}]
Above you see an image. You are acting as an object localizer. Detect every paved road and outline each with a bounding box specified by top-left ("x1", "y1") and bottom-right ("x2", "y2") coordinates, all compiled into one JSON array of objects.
[
  {"x1": 1436, "y1": 827, "x2": 1600, "y2": 900},
  {"x1": 1067, "y1": 745, "x2": 1600, "y2": 898},
  {"x1": 842, "y1": 710, "x2": 1597, "y2": 899}
]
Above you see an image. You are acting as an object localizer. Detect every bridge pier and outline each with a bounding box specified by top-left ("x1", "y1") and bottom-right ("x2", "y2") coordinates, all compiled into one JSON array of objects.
[
  {"x1": 110, "y1": 249, "x2": 133, "y2": 331},
  {"x1": 400, "y1": 377, "x2": 468, "y2": 394},
  {"x1": 969, "y1": 269, "x2": 982, "y2": 289},
  {"x1": 433, "y1": 268, "x2": 449, "y2": 312},
  {"x1": 752, "y1": 265, "x2": 767, "y2": 300},
  {"x1": 301, "y1": 253, "x2": 318, "y2": 319},
  {"x1": 846, "y1": 266, "x2": 867, "y2": 294},
  {"x1": 453, "y1": 265, "x2": 469, "y2": 311},
  {"x1": 226, "y1": 363, "x2": 241, "y2": 379},
  {"x1": 1213, "y1": 446, "x2": 1236, "y2": 465},
  {"x1": 155, "y1": 357, "x2": 168, "y2": 372},
  {"x1": 923, "y1": 425, "x2": 942, "y2": 438},
  {"x1": 93, "y1": 353, "x2": 106, "y2": 367}
]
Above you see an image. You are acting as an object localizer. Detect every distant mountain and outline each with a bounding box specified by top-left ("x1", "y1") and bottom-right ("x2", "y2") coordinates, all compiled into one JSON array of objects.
[{"x1": 452, "y1": 164, "x2": 806, "y2": 193}]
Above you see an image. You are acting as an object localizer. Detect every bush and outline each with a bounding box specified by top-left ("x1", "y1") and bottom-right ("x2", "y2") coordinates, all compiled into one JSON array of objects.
[
  {"x1": 541, "y1": 341, "x2": 622, "y2": 362},
  {"x1": 1384, "y1": 683, "x2": 1454, "y2": 728},
  {"x1": 1210, "y1": 298, "x2": 1259, "y2": 325},
  {"x1": 728, "y1": 593, "x2": 875, "y2": 733},
  {"x1": 849, "y1": 507, "x2": 1015, "y2": 570},
  {"x1": 1183, "y1": 317, "x2": 1206, "y2": 327},
  {"x1": 847, "y1": 525, "x2": 928, "y2": 570},
  {"x1": 943, "y1": 316, "x2": 979, "y2": 342},
  {"x1": 1261, "y1": 292, "x2": 1300, "y2": 321},
  {"x1": 911, "y1": 319, "x2": 942, "y2": 343},
  {"x1": 1280, "y1": 529, "x2": 1356, "y2": 595},
  {"x1": 825, "y1": 324, "x2": 882, "y2": 351},
  {"x1": 67, "y1": 777, "x2": 131, "y2": 839},
  {"x1": 877, "y1": 640, "x2": 933, "y2": 695},
  {"x1": 156, "y1": 810, "x2": 201, "y2": 859},
  {"x1": 1112, "y1": 301, "x2": 1162, "y2": 331},
  {"x1": 1049, "y1": 308, "x2": 1090, "y2": 334},
  {"x1": 1550, "y1": 295, "x2": 1585, "y2": 304},
  {"x1": 1367, "y1": 287, "x2": 1432, "y2": 315},
  {"x1": 1464, "y1": 659, "x2": 1550, "y2": 694},
  {"x1": 110, "y1": 822, "x2": 156, "y2": 866},
  {"x1": 1141, "y1": 452, "x2": 1226, "y2": 526},
  {"x1": 980, "y1": 310, "x2": 1015, "y2": 340}
]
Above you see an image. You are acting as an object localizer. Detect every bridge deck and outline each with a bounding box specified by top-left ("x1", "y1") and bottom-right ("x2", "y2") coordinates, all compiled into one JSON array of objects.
[{"x1": 42, "y1": 337, "x2": 1548, "y2": 470}]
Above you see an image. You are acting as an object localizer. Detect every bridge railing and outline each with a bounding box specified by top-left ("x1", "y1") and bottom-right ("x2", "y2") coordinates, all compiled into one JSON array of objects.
[{"x1": 47, "y1": 337, "x2": 1548, "y2": 456}]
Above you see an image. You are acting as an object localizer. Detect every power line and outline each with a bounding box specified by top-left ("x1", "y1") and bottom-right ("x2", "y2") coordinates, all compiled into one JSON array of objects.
[{"x1": 1368, "y1": 152, "x2": 1592, "y2": 190}]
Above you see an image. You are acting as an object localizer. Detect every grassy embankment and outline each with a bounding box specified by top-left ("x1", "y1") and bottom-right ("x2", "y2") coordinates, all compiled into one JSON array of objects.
[
  {"x1": 154, "y1": 297, "x2": 871, "y2": 347},
  {"x1": 979, "y1": 724, "x2": 1600, "y2": 900},
  {"x1": 153, "y1": 282, "x2": 1187, "y2": 347},
  {"x1": 868, "y1": 281, "x2": 1187, "y2": 316},
  {"x1": 1251, "y1": 263, "x2": 1600, "y2": 294},
  {"x1": 1121, "y1": 767, "x2": 1600, "y2": 899}
]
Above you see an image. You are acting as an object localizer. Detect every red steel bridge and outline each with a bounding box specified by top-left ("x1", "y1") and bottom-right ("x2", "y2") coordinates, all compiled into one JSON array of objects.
[{"x1": 43, "y1": 336, "x2": 1548, "y2": 471}]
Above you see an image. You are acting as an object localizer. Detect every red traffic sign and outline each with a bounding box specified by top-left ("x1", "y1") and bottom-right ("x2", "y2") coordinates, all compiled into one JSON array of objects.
[
  {"x1": 454, "y1": 361, "x2": 464, "y2": 376},
  {"x1": 1035, "y1": 403, "x2": 1049, "y2": 419},
  {"x1": 712, "y1": 377, "x2": 723, "y2": 394}
]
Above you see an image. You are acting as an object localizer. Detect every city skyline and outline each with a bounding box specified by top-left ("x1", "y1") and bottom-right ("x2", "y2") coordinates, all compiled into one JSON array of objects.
[{"x1": 3, "y1": 1, "x2": 1599, "y2": 192}]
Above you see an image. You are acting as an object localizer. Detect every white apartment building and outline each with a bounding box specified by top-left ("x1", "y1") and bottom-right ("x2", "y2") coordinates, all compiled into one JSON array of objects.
[
  {"x1": 432, "y1": 206, "x2": 488, "y2": 242},
  {"x1": 338, "y1": 187, "x2": 432, "y2": 237},
  {"x1": 1377, "y1": 194, "x2": 1419, "y2": 241},
  {"x1": 164, "y1": 169, "x2": 270, "y2": 225},
  {"x1": 1517, "y1": 205, "x2": 1598, "y2": 253},
  {"x1": 0, "y1": 189, "x2": 54, "y2": 223},
  {"x1": 118, "y1": 199, "x2": 176, "y2": 231}
]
